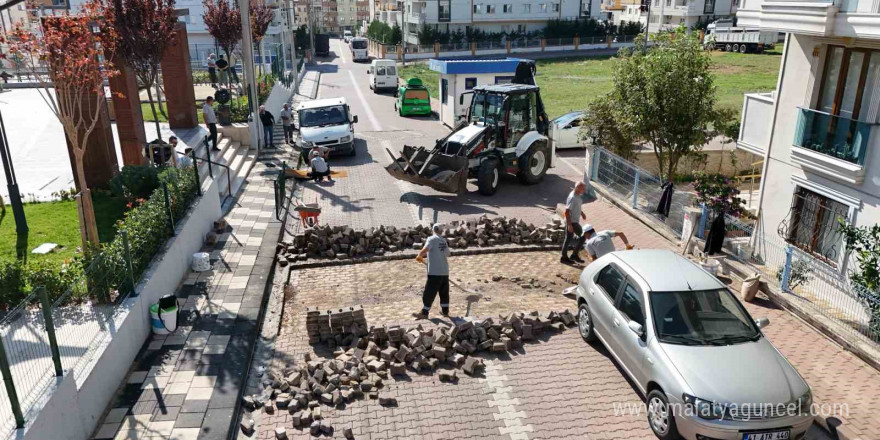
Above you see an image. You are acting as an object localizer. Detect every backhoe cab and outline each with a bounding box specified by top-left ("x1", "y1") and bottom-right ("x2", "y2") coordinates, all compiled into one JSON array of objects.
[{"x1": 385, "y1": 60, "x2": 553, "y2": 195}]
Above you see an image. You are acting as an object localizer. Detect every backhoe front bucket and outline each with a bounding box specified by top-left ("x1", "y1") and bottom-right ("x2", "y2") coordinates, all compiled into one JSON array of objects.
[{"x1": 385, "y1": 145, "x2": 469, "y2": 194}]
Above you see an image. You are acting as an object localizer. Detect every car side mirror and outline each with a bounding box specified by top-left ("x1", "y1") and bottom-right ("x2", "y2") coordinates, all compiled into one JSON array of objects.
[
  {"x1": 755, "y1": 317, "x2": 770, "y2": 329},
  {"x1": 352, "y1": 115, "x2": 358, "y2": 123},
  {"x1": 627, "y1": 320, "x2": 645, "y2": 338}
]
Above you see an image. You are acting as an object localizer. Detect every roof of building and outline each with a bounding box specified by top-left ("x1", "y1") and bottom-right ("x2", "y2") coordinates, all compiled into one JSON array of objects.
[
  {"x1": 296, "y1": 97, "x2": 347, "y2": 111},
  {"x1": 472, "y1": 83, "x2": 539, "y2": 94},
  {"x1": 610, "y1": 249, "x2": 725, "y2": 292},
  {"x1": 428, "y1": 57, "x2": 527, "y2": 75}
]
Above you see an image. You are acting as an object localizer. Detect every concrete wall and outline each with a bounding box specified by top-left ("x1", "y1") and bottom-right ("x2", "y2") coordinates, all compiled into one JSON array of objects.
[
  {"x1": 632, "y1": 148, "x2": 759, "y2": 178},
  {"x1": 16, "y1": 177, "x2": 223, "y2": 440}
]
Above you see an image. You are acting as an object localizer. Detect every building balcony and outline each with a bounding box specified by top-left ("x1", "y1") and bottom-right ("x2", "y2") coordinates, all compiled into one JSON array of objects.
[
  {"x1": 790, "y1": 107, "x2": 875, "y2": 184},
  {"x1": 737, "y1": 0, "x2": 880, "y2": 38},
  {"x1": 737, "y1": 91, "x2": 776, "y2": 156}
]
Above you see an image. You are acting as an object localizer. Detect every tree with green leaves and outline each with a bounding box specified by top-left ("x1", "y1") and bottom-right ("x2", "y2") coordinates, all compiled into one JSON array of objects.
[
  {"x1": 609, "y1": 26, "x2": 719, "y2": 182},
  {"x1": 839, "y1": 220, "x2": 880, "y2": 337},
  {"x1": 580, "y1": 93, "x2": 638, "y2": 161}
]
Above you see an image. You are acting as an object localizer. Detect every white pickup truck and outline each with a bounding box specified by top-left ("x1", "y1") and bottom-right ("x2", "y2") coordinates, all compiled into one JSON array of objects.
[{"x1": 295, "y1": 98, "x2": 359, "y2": 156}]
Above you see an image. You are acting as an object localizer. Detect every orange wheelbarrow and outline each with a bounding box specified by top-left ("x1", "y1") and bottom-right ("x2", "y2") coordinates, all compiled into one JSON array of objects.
[{"x1": 293, "y1": 197, "x2": 322, "y2": 228}]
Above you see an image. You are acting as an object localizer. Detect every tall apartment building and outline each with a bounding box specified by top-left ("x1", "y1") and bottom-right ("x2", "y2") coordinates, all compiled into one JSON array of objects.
[
  {"x1": 735, "y1": 1, "x2": 880, "y2": 276},
  {"x1": 613, "y1": 0, "x2": 736, "y2": 32},
  {"x1": 388, "y1": 0, "x2": 601, "y2": 44}
]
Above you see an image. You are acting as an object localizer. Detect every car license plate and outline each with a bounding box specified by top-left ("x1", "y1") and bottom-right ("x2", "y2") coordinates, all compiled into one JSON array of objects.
[{"x1": 743, "y1": 430, "x2": 790, "y2": 440}]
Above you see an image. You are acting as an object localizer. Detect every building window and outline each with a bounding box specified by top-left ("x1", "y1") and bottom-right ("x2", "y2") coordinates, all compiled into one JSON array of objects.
[
  {"x1": 474, "y1": 3, "x2": 481, "y2": 13},
  {"x1": 465, "y1": 77, "x2": 477, "y2": 90},
  {"x1": 552, "y1": 2, "x2": 559, "y2": 11},
  {"x1": 703, "y1": 0, "x2": 715, "y2": 14},
  {"x1": 540, "y1": 3, "x2": 547, "y2": 12},
  {"x1": 523, "y1": 3, "x2": 531, "y2": 12},
  {"x1": 779, "y1": 187, "x2": 849, "y2": 263},
  {"x1": 487, "y1": 4, "x2": 495, "y2": 13},
  {"x1": 439, "y1": 0, "x2": 451, "y2": 21},
  {"x1": 503, "y1": 4, "x2": 513, "y2": 12},
  {"x1": 494, "y1": 76, "x2": 514, "y2": 84}
]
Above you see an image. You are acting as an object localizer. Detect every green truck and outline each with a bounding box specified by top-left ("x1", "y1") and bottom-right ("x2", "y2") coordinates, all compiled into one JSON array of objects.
[{"x1": 394, "y1": 78, "x2": 432, "y2": 117}]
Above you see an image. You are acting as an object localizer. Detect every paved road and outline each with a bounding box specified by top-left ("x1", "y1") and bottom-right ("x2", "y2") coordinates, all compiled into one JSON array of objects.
[{"x1": 296, "y1": 38, "x2": 592, "y2": 232}]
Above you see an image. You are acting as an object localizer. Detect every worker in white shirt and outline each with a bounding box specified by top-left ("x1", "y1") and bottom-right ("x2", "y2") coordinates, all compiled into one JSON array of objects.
[
  {"x1": 202, "y1": 96, "x2": 219, "y2": 151},
  {"x1": 583, "y1": 224, "x2": 633, "y2": 261},
  {"x1": 309, "y1": 154, "x2": 331, "y2": 182}
]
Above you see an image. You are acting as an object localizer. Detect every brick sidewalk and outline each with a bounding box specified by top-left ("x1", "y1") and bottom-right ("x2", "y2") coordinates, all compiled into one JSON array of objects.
[{"x1": 89, "y1": 153, "x2": 284, "y2": 440}]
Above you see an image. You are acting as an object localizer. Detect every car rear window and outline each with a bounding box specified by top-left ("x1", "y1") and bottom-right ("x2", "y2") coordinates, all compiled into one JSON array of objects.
[
  {"x1": 405, "y1": 90, "x2": 429, "y2": 101},
  {"x1": 595, "y1": 264, "x2": 625, "y2": 301}
]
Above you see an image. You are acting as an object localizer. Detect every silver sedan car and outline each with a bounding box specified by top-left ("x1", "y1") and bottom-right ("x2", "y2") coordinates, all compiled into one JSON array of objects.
[{"x1": 576, "y1": 249, "x2": 813, "y2": 440}]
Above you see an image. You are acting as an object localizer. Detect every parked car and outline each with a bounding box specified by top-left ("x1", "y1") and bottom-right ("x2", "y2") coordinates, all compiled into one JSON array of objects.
[
  {"x1": 350, "y1": 37, "x2": 368, "y2": 62},
  {"x1": 343, "y1": 30, "x2": 352, "y2": 42},
  {"x1": 576, "y1": 249, "x2": 813, "y2": 440},
  {"x1": 394, "y1": 78, "x2": 432, "y2": 116},
  {"x1": 368, "y1": 59, "x2": 398, "y2": 93},
  {"x1": 550, "y1": 111, "x2": 588, "y2": 149},
  {"x1": 295, "y1": 97, "x2": 358, "y2": 156}
]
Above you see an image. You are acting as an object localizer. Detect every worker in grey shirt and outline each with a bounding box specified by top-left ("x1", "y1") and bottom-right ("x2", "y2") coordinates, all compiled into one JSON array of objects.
[
  {"x1": 561, "y1": 181, "x2": 588, "y2": 264},
  {"x1": 583, "y1": 224, "x2": 633, "y2": 261},
  {"x1": 414, "y1": 223, "x2": 451, "y2": 319}
]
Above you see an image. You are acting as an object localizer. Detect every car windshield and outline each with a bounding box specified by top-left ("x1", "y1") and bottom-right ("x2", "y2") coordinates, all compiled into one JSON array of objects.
[
  {"x1": 404, "y1": 89, "x2": 428, "y2": 101},
  {"x1": 352, "y1": 40, "x2": 367, "y2": 49},
  {"x1": 650, "y1": 289, "x2": 761, "y2": 346},
  {"x1": 470, "y1": 93, "x2": 505, "y2": 125},
  {"x1": 299, "y1": 105, "x2": 348, "y2": 128}
]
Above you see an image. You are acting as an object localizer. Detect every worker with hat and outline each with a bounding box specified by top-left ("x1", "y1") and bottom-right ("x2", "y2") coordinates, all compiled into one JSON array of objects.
[
  {"x1": 583, "y1": 224, "x2": 633, "y2": 261},
  {"x1": 561, "y1": 181, "x2": 589, "y2": 264},
  {"x1": 414, "y1": 223, "x2": 451, "y2": 319}
]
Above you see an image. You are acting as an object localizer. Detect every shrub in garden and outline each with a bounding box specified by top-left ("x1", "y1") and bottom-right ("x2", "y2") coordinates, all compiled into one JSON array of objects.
[
  {"x1": 86, "y1": 165, "x2": 199, "y2": 303},
  {"x1": 0, "y1": 261, "x2": 26, "y2": 310},
  {"x1": 838, "y1": 220, "x2": 880, "y2": 338},
  {"x1": 110, "y1": 165, "x2": 160, "y2": 199},
  {"x1": 692, "y1": 172, "x2": 746, "y2": 217}
]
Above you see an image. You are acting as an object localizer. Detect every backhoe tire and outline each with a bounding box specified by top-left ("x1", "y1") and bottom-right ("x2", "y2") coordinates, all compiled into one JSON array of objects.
[
  {"x1": 477, "y1": 158, "x2": 500, "y2": 196},
  {"x1": 517, "y1": 143, "x2": 550, "y2": 185}
]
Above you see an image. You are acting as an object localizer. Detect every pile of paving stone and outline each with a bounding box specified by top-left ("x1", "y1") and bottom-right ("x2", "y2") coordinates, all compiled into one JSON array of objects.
[
  {"x1": 277, "y1": 215, "x2": 567, "y2": 263},
  {"x1": 242, "y1": 309, "x2": 577, "y2": 439},
  {"x1": 305, "y1": 306, "x2": 368, "y2": 345}
]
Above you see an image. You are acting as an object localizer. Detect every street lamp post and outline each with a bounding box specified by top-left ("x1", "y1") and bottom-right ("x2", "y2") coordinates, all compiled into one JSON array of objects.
[
  {"x1": 238, "y1": 0, "x2": 262, "y2": 150},
  {"x1": 0, "y1": 110, "x2": 29, "y2": 259}
]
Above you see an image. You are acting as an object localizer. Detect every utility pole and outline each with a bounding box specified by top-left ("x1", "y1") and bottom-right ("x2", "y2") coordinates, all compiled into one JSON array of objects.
[
  {"x1": 238, "y1": 0, "x2": 261, "y2": 150},
  {"x1": 0, "y1": 110, "x2": 28, "y2": 259},
  {"x1": 307, "y1": 0, "x2": 316, "y2": 60},
  {"x1": 642, "y1": 0, "x2": 651, "y2": 48}
]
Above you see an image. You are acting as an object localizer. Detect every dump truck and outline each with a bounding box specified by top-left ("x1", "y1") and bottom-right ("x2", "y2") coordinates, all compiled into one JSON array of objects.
[
  {"x1": 385, "y1": 60, "x2": 552, "y2": 196},
  {"x1": 703, "y1": 27, "x2": 777, "y2": 53}
]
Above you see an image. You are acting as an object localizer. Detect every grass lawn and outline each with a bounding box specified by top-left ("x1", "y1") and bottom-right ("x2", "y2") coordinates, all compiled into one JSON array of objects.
[
  {"x1": 141, "y1": 102, "x2": 205, "y2": 124},
  {"x1": 0, "y1": 192, "x2": 128, "y2": 266},
  {"x1": 398, "y1": 48, "x2": 782, "y2": 119}
]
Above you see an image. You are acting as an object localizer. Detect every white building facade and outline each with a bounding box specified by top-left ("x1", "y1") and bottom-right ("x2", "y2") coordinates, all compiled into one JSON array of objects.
[
  {"x1": 736, "y1": 1, "x2": 880, "y2": 285},
  {"x1": 613, "y1": 0, "x2": 736, "y2": 32},
  {"x1": 386, "y1": 0, "x2": 601, "y2": 44}
]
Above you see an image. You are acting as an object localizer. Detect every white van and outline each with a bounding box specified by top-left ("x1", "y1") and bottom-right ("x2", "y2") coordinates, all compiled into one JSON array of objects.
[
  {"x1": 368, "y1": 60, "x2": 398, "y2": 93},
  {"x1": 295, "y1": 97, "x2": 358, "y2": 156},
  {"x1": 343, "y1": 30, "x2": 352, "y2": 42},
  {"x1": 350, "y1": 37, "x2": 368, "y2": 62}
]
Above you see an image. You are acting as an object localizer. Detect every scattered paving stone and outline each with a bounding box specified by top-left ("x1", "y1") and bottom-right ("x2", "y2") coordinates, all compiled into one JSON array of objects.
[
  {"x1": 275, "y1": 426, "x2": 287, "y2": 439},
  {"x1": 241, "y1": 418, "x2": 255, "y2": 434}
]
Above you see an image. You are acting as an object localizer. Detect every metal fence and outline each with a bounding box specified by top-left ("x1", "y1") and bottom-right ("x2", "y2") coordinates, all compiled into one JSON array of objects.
[
  {"x1": 591, "y1": 147, "x2": 880, "y2": 361},
  {"x1": 0, "y1": 163, "x2": 203, "y2": 436}
]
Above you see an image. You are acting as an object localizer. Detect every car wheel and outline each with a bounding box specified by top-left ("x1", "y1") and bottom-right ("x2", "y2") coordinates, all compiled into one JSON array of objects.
[
  {"x1": 646, "y1": 390, "x2": 680, "y2": 440},
  {"x1": 517, "y1": 142, "x2": 550, "y2": 184},
  {"x1": 348, "y1": 145, "x2": 356, "y2": 156},
  {"x1": 477, "y1": 158, "x2": 500, "y2": 196},
  {"x1": 578, "y1": 302, "x2": 596, "y2": 342},
  {"x1": 725, "y1": 44, "x2": 732, "y2": 52},
  {"x1": 740, "y1": 44, "x2": 748, "y2": 53},
  {"x1": 732, "y1": 44, "x2": 739, "y2": 53}
]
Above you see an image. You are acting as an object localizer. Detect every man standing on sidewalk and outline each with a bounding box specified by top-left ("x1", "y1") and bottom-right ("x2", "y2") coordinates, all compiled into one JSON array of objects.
[
  {"x1": 203, "y1": 96, "x2": 219, "y2": 151},
  {"x1": 561, "y1": 181, "x2": 588, "y2": 264},
  {"x1": 280, "y1": 103, "x2": 295, "y2": 145},
  {"x1": 259, "y1": 105, "x2": 276, "y2": 148},
  {"x1": 413, "y1": 224, "x2": 451, "y2": 319}
]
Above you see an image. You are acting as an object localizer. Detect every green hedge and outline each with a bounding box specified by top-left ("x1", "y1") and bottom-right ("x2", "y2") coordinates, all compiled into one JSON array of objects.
[{"x1": 85, "y1": 166, "x2": 199, "y2": 303}]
